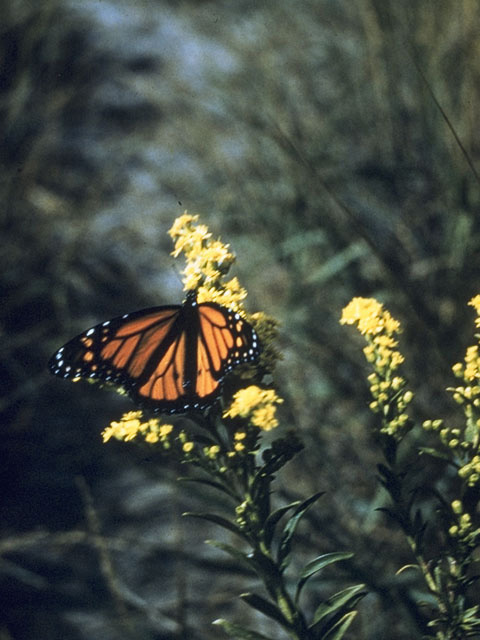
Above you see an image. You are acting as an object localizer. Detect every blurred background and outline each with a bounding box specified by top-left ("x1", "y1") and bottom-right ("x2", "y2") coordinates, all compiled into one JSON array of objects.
[{"x1": 2, "y1": 0, "x2": 480, "y2": 638}]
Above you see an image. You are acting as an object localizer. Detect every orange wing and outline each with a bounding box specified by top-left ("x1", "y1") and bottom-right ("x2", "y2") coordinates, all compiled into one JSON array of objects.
[
  {"x1": 48, "y1": 305, "x2": 188, "y2": 412},
  {"x1": 49, "y1": 297, "x2": 260, "y2": 414},
  {"x1": 195, "y1": 304, "x2": 258, "y2": 400}
]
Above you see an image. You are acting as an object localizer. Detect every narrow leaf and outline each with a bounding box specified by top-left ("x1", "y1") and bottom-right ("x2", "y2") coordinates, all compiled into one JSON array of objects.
[
  {"x1": 213, "y1": 618, "x2": 274, "y2": 640},
  {"x1": 321, "y1": 611, "x2": 358, "y2": 640},
  {"x1": 239, "y1": 593, "x2": 289, "y2": 630},
  {"x1": 295, "y1": 552, "x2": 354, "y2": 602},
  {"x1": 206, "y1": 540, "x2": 258, "y2": 574},
  {"x1": 263, "y1": 501, "x2": 300, "y2": 547},
  {"x1": 278, "y1": 492, "x2": 324, "y2": 569},
  {"x1": 178, "y1": 476, "x2": 236, "y2": 498},
  {"x1": 312, "y1": 584, "x2": 366, "y2": 626},
  {"x1": 396, "y1": 564, "x2": 421, "y2": 576},
  {"x1": 418, "y1": 447, "x2": 451, "y2": 462},
  {"x1": 183, "y1": 512, "x2": 248, "y2": 541}
]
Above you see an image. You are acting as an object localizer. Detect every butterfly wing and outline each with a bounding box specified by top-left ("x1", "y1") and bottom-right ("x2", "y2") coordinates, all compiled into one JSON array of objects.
[
  {"x1": 48, "y1": 305, "x2": 187, "y2": 412},
  {"x1": 194, "y1": 303, "x2": 260, "y2": 399},
  {"x1": 49, "y1": 300, "x2": 260, "y2": 414}
]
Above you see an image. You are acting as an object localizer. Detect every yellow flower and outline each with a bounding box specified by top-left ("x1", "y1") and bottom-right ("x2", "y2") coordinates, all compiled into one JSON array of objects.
[
  {"x1": 223, "y1": 385, "x2": 283, "y2": 431},
  {"x1": 462, "y1": 345, "x2": 480, "y2": 381},
  {"x1": 342, "y1": 297, "x2": 411, "y2": 440},
  {"x1": 168, "y1": 213, "x2": 237, "y2": 293},
  {"x1": 168, "y1": 212, "x2": 199, "y2": 241},
  {"x1": 340, "y1": 297, "x2": 384, "y2": 335},
  {"x1": 197, "y1": 278, "x2": 248, "y2": 314},
  {"x1": 183, "y1": 441, "x2": 194, "y2": 453},
  {"x1": 102, "y1": 411, "x2": 173, "y2": 445},
  {"x1": 102, "y1": 411, "x2": 144, "y2": 442},
  {"x1": 468, "y1": 295, "x2": 480, "y2": 316},
  {"x1": 251, "y1": 404, "x2": 278, "y2": 431},
  {"x1": 159, "y1": 424, "x2": 174, "y2": 439},
  {"x1": 206, "y1": 445, "x2": 221, "y2": 459}
]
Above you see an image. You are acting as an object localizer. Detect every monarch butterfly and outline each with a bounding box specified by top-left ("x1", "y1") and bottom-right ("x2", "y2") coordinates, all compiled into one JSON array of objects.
[{"x1": 48, "y1": 290, "x2": 260, "y2": 414}]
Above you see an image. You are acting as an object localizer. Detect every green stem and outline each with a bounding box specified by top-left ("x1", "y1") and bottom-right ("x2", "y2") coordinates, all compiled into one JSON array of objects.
[
  {"x1": 389, "y1": 466, "x2": 459, "y2": 639},
  {"x1": 254, "y1": 541, "x2": 311, "y2": 640}
]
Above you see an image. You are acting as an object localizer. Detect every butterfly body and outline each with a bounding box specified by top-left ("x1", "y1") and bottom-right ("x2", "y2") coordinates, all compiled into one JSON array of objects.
[{"x1": 49, "y1": 292, "x2": 260, "y2": 414}]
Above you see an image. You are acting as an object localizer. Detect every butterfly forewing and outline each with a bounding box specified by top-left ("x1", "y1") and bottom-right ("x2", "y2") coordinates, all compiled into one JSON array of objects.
[{"x1": 48, "y1": 306, "x2": 181, "y2": 386}]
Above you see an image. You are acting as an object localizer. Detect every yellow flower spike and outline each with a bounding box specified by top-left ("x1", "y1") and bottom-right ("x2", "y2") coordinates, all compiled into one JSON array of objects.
[
  {"x1": 340, "y1": 297, "x2": 384, "y2": 335},
  {"x1": 341, "y1": 297, "x2": 412, "y2": 441},
  {"x1": 168, "y1": 213, "x2": 238, "y2": 293},
  {"x1": 223, "y1": 386, "x2": 283, "y2": 431}
]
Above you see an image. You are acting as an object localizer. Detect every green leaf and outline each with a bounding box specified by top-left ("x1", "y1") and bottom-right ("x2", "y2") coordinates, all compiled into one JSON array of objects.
[
  {"x1": 213, "y1": 618, "x2": 274, "y2": 640},
  {"x1": 206, "y1": 540, "x2": 258, "y2": 574},
  {"x1": 178, "y1": 475, "x2": 237, "y2": 499},
  {"x1": 312, "y1": 584, "x2": 366, "y2": 626},
  {"x1": 263, "y1": 501, "x2": 300, "y2": 547},
  {"x1": 183, "y1": 512, "x2": 249, "y2": 541},
  {"x1": 295, "y1": 552, "x2": 354, "y2": 602},
  {"x1": 321, "y1": 611, "x2": 358, "y2": 640},
  {"x1": 306, "y1": 242, "x2": 367, "y2": 285},
  {"x1": 277, "y1": 492, "x2": 324, "y2": 570},
  {"x1": 396, "y1": 564, "x2": 421, "y2": 576},
  {"x1": 463, "y1": 604, "x2": 480, "y2": 621},
  {"x1": 239, "y1": 593, "x2": 289, "y2": 630},
  {"x1": 418, "y1": 447, "x2": 452, "y2": 463}
]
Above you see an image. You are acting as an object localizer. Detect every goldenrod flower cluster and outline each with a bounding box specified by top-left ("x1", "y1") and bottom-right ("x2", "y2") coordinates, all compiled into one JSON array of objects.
[
  {"x1": 458, "y1": 455, "x2": 480, "y2": 487},
  {"x1": 168, "y1": 213, "x2": 248, "y2": 313},
  {"x1": 102, "y1": 411, "x2": 173, "y2": 445},
  {"x1": 341, "y1": 297, "x2": 412, "y2": 439},
  {"x1": 448, "y1": 500, "x2": 480, "y2": 549},
  {"x1": 223, "y1": 385, "x2": 283, "y2": 431},
  {"x1": 422, "y1": 296, "x2": 480, "y2": 488},
  {"x1": 450, "y1": 303, "x2": 480, "y2": 451}
]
